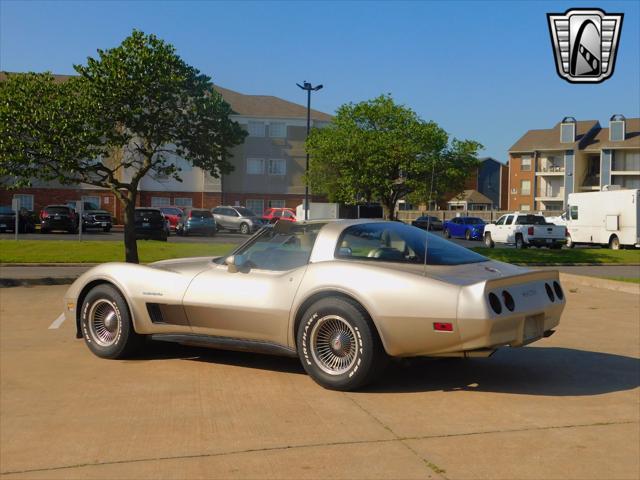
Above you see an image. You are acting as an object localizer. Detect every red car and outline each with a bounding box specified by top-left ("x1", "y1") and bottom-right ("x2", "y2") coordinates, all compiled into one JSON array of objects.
[
  {"x1": 159, "y1": 206, "x2": 184, "y2": 231},
  {"x1": 262, "y1": 207, "x2": 297, "y2": 223}
]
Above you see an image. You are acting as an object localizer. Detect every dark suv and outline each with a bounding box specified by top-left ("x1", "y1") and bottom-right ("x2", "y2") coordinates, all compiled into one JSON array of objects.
[
  {"x1": 0, "y1": 206, "x2": 36, "y2": 233},
  {"x1": 77, "y1": 202, "x2": 112, "y2": 232},
  {"x1": 40, "y1": 205, "x2": 79, "y2": 233},
  {"x1": 134, "y1": 208, "x2": 168, "y2": 241}
]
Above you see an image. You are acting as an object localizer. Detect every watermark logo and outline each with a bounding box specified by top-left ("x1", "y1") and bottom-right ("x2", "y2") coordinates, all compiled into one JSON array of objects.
[{"x1": 547, "y1": 8, "x2": 623, "y2": 84}]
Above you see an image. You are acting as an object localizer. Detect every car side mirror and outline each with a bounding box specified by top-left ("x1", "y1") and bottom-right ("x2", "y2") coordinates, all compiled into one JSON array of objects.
[{"x1": 225, "y1": 254, "x2": 248, "y2": 273}]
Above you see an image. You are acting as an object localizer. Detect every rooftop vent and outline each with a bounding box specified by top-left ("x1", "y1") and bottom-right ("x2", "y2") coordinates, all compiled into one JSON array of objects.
[
  {"x1": 560, "y1": 117, "x2": 576, "y2": 144},
  {"x1": 609, "y1": 114, "x2": 626, "y2": 142}
]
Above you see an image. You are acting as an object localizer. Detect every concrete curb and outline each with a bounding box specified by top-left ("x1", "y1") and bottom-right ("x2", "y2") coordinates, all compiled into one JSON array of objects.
[
  {"x1": 0, "y1": 277, "x2": 78, "y2": 288},
  {"x1": 559, "y1": 273, "x2": 640, "y2": 295}
]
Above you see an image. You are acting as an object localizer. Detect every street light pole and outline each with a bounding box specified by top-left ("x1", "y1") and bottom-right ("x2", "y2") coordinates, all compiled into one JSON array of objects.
[{"x1": 297, "y1": 81, "x2": 323, "y2": 220}]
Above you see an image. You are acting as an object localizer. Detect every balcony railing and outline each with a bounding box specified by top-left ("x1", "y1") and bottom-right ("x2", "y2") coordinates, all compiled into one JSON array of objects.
[{"x1": 538, "y1": 165, "x2": 565, "y2": 173}]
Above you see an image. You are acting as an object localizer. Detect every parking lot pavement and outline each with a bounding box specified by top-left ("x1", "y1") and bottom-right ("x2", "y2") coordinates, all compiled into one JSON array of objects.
[
  {"x1": 0, "y1": 230, "x2": 246, "y2": 244},
  {"x1": 1, "y1": 282, "x2": 638, "y2": 479}
]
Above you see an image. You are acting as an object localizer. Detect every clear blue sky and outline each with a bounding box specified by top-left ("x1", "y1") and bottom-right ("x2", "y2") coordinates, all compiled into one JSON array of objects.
[{"x1": 1, "y1": 0, "x2": 638, "y2": 161}]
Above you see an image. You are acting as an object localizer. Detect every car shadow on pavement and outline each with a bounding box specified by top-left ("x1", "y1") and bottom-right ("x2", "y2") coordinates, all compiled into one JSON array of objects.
[
  {"x1": 137, "y1": 340, "x2": 305, "y2": 375},
  {"x1": 363, "y1": 347, "x2": 640, "y2": 396}
]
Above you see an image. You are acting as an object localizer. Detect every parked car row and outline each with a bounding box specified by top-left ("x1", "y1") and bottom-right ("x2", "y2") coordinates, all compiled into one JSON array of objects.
[
  {"x1": 0, "y1": 206, "x2": 37, "y2": 233},
  {"x1": 411, "y1": 213, "x2": 568, "y2": 249}
]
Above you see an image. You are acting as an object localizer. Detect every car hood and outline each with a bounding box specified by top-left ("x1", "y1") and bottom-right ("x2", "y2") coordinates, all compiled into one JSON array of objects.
[{"x1": 149, "y1": 256, "x2": 218, "y2": 275}]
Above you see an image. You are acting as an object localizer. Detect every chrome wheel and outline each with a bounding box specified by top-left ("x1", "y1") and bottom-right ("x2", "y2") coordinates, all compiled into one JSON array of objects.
[
  {"x1": 310, "y1": 315, "x2": 358, "y2": 375},
  {"x1": 88, "y1": 299, "x2": 121, "y2": 347}
]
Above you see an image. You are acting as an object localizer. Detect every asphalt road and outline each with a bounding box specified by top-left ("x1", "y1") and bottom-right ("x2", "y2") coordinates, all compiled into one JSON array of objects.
[
  {"x1": 0, "y1": 281, "x2": 638, "y2": 479},
  {"x1": 0, "y1": 230, "x2": 247, "y2": 244}
]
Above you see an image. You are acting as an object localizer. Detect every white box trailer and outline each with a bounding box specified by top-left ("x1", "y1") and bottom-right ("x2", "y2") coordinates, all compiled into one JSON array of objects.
[
  {"x1": 296, "y1": 202, "x2": 340, "y2": 220},
  {"x1": 565, "y1": 189, "x2": 640, "y2": 249}
]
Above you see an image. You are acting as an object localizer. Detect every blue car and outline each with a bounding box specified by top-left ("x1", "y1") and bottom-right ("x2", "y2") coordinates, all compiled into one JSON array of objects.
[{"x1": 443, "y1": 216, "x2": 486, "y2": 241}]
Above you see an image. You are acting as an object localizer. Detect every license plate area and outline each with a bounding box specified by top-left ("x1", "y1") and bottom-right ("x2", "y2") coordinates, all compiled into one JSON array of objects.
[
  {"x1": 143, "y1": 222, "x2": 150, "y2": 228},
  {"x1": 524, "y1": 314, "x2": 544, "y2": 343}
]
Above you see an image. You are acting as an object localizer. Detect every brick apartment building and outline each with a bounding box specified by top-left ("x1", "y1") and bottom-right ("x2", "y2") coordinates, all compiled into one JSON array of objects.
[
  {"x1": 0, "y1": 73, "x2": 332, "y2": 222},
  {"x1": 508, "y1": 115, "x2": 640, "y2": 212}
]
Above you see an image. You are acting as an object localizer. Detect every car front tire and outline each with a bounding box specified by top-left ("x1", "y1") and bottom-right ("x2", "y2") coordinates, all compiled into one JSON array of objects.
[
  {"x1": 484, "y1": 232, "x2": 494, "y2": 248},
  {"x1": 81, "y1": 284, "x2": 143, "y2": 359},
  {"x1": 297, "y1": 297, "x2": 387, "y2": 391},
  {"x1": 239, "y1": 223, "x2": 250, "y2": 235},
  {"x1": 465, "y1": 229, "x2": 472, "y2": 241}
]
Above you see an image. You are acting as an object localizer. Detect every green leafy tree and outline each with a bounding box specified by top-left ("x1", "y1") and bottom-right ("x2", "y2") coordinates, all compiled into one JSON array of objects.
[
  {"x1": 0, "y1": 30, "x2": 246, "y2": 263},
  {"x1": 305, "y1": 95, "x2": 481, "y2": 218}
]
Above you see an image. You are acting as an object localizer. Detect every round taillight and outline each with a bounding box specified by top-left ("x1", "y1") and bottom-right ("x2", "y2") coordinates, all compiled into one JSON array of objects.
[
  {"x1": 545, "y1": 283, "x2": 555, "y2": 302},
  {"x1": 502, "y1": 290, "x2": 515, "y2": 311},
  {"x1": 488, "y1": 293, "x2": 502, "y2": 314},
  {"x1": 553, "y1": 281, "x2": 564, "y2": 300}
]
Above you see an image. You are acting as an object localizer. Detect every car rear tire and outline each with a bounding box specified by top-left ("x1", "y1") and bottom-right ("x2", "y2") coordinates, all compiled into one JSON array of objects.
[
  {"x1": 484, "y1": 233, "x2": 494, "y2": 248},
  {"x1": 609, "y1": 235, "x2": 620, "y2": 250},
  {"x1": 566, "y1": 234, "x2": 574, "y2": 248},
  {"x1": 297, "y1": 297, "x2": 387, "y2": 391},
  {"x1": 443, "y1": 228, "x2": 451, "y2": 239},
  {"x1": 515, "y1": 235, "x2": 527, "y2": 249},
  {"x1": 465, "y1": 229, "x2": 472, "y2": 241},
  {"x1": 81, "y1": 284, "x2": 143, "y2": 359},
  {"x1": 239, "y1": 223, "x2": 250, "y2": 235}
]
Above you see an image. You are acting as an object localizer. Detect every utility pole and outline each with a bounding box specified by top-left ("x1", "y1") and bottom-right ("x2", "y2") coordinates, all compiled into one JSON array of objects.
[{"x1": 296, "y1": 81, "x2": 323, "y2": 220}]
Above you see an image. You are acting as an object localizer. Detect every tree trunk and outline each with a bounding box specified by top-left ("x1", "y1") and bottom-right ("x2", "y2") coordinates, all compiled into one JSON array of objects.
[
  {"x1": 121, "y1": 191, "x2": 139, "y2": 264},
  {"x1": 381, "y1": 200, "x2": 396, "y2": 220}
]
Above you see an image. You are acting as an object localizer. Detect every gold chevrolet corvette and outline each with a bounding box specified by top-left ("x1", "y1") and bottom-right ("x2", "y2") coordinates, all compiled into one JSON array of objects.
[{"x1": 63, "y1": 219, "x2": 565, "y2": 390}]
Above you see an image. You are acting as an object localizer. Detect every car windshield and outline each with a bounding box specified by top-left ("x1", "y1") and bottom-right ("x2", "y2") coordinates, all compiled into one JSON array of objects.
[
  {"x1": 515, "y1": 215, "x2": 548, "y2": 225},
  {"x1": 337, "y1": 222, "x2": 487, "y2": 265},
  {"x1": 161, "y1": 208, "x2": 183, "y2": 215},
  {"x1": 235, "y1": 207, "x2": 256, "y2": 217},
  {"x1": 465, "y1": 218, "x2": 485, "y2": 225},
  {"x1": 84, "y1": 202, "x2": 100, "y2": 210},
  {"x1": 223, "y1": 223, "x2": 325, "y2": 271}
]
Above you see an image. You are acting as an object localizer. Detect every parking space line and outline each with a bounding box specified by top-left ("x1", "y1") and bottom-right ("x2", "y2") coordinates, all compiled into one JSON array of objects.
[{"x1": 48, "y1": 313, "x2": 66, "y2": 329}]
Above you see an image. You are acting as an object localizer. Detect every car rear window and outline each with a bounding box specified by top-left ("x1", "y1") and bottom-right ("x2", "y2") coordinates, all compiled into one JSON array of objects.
[
  {"x1": 337, "y1": 222, "x2": 487, "y2": 265},
  {"x1": 0, "y1": 206, "x2": 13, "y2": 214},
  {"x1": 466, "y1": 218, "x2": 485, "y2": 225},
  {"x1": 190, "y1": 210, "x2": 212, "y2": 219},
  {"x1": 45, "y1": 206, "x2": 70, "y2": 214},
  {"x1": 515, "y1": 215, "x2": 548, "y2": 225},
  {"x1": 135, "y1": 209, "x2": 163, "y2": 219}
]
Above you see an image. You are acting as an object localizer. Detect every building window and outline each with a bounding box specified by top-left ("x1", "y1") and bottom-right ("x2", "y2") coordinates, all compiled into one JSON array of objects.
[
  {"x1": 268, "y1": 159, "x2": 286, "y2": 176},
  {"x1": 246, "y1": 158, "x2": 265, "y2": 175},
  {"x1": 13, "y1": 194, "x2": 34, "y2": 211},
  {"x1": 269, "y1": 122, "x2": 286, "y2": 138},
  {"x1": 268, "y1": 199, "x2": 286, "y2": 208},
  {"x1": 612, "y1": 175, "x2": 640, "y2": 189},
  {"x1": 613, "y1": 151, "x2": 640, "y2": 172},
  {"x1": 174, "y1": 197, "x2": 193, "y2": 207},
  {"x1": 560, "y1": 118, "x2": 576, "y2": 143},
  {"x1": 521, "y1": 156, "x2": 531, "y2": 171},
  {"x1": 247, "y1": 121, "x2": 265, "y2": 137},
  {"x1": 520, "y1": 180, "x2": 531, "y2": 196},
  {"x1": 246, "y1": 199, "x2": 264, "y2": 215},
  {"x1": 520, "y1": 204, "x2": 531, "y2": 211},
  {"x1": 151, "y1": 196, "x2": 171, "y2": 207}
]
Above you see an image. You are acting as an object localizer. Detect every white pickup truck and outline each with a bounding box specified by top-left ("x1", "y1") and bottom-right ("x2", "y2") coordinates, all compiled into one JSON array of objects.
[{"x1": 483, "y1": 213, "x2": 566, "y2": 249}]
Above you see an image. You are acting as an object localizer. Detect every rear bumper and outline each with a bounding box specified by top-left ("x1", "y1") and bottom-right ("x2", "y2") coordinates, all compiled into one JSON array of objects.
[{"x1": 527, "y1": 238, "x2": 566, "y2": 247}]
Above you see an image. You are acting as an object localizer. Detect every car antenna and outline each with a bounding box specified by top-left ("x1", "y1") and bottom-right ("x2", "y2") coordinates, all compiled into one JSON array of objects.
[{"x1": 424, "y1": 156, "x2": 437, "y2": 277}]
